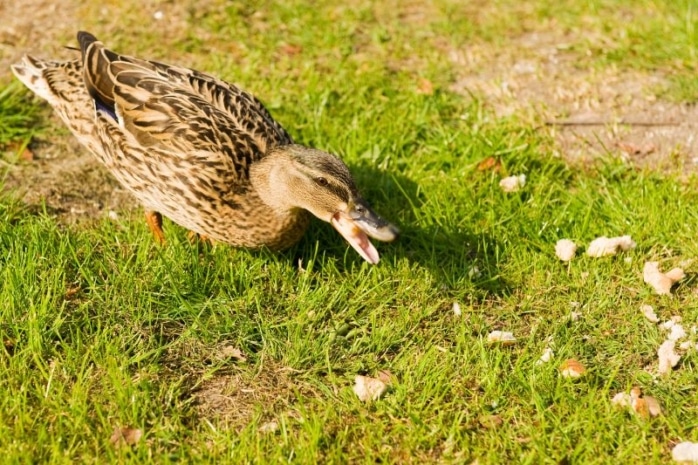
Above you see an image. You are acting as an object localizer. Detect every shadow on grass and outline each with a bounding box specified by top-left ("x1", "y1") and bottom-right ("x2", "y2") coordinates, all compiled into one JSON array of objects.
[{"x1": 287, "y1": 162, "x2": 512, "y2": 298}]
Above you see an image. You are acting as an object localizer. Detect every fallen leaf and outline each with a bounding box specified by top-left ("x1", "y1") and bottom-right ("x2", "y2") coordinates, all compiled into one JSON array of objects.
[
  {"x1": 499, "y1": 174, "x2": 526, "y2": 193},
  {"x1": 644, "y1": 262, "x2": 685, "y2": 295},
  {"x1": 218, "y1": 345, "x2": 247, "y2": 362},
  {"x1": 64, "y1": 286, "x2": 80, "y2": 299},
  {"x1": 617, "y1": 141, "x2": 656, "y2": 156},
  {"x1": 353, "y1": 375, "x2": 388, "y2": 402},
  {"x1": 555, "y1": 239, "x2": 577, "y2": 262},
  {"x1": 416, "y1": 77, "x2": 434, "y2": 95},
  {"x1": 641, "y1": 304, "x2": 659, "y2": 323},
  {"x1": 586, "y1": 235, "x2": 636, "y2": 257},
  {"x1": 487, "y1": 330, "x2": 516, "y2": 345},
  {"x1": 280, "y1": 44, "x2": 302, "y2": 56},
  {"x1": 109, "y1": 426, "x2": 142, "y2": 447},
  {"x1": 478, "y1": 414, "x2": 504, "y2": 429},
  {"x1": 559, "y1": 358, "x2": 586, "y2": 378},
  {"x1": 258, "y1": 420, "x2": 279, "y2": 434},
  {"x1": 20, "y1": 147, "x2": 34, "y2": 161},
  {"x1": 477, "y1": 156, "x2": 501, "y2": 172},
  {"x1": 672, "y1": 442, "x2": 698, "y2": 463},
  {"x1": 658, "y1": 340, "x2": 680, "y2": 374}
]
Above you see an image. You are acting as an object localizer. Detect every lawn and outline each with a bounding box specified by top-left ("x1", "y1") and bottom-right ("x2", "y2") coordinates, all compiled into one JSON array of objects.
[{"x1": 1, "y1": 0, "x2": 698, "y2": 463}]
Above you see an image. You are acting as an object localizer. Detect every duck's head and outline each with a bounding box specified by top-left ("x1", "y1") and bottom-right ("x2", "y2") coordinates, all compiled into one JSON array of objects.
[{"x1": 251, "y1": 145, "x2": 399, "y2": 264}]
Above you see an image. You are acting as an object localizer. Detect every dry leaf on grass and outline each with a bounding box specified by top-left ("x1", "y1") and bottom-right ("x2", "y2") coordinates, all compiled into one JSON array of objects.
[
  {"x1": 478, "y1": 414, "x2": 504, "y2": 429},
  {"x1": 477, "y1": 156, "x2": 501, "y2": 172},
  {"x1": 641, "y1": 304, "x2": 660, "y2": 323},
  {"x1": 279, "y1": 44, "x2": 303, "y2": 56},
  {"x1": 643, "y1": 262, "x2": 685, "y2": 295},
  {"x1": 258, "y1": 420, "x2": 279, "y2": 434},
  {"x1": 416, "y1": 78, "x2": 434, "y2": 95},
  {"x1": 217, "y1": 345, "x2": 247, "y2": 362},
  {"x1": 555, "y1": 239, "x2": 577, "y2": 261},
  {"x1": 20, "y1": 148, "x2": 34, "y2": 161},
  {"x1": 499, "y1": 174, "x2": 526, "y2": 193},
  {"x1": 559, "y1": 359, "x2": 586, "y2": 378},
  {"x1": 586, "y1": 236, "x2": 636, "y2": 257},
  {"x1": 109, "y1": 426, "x2": 142, "y2": 447},
  {"x1": 673, "y1": 442, "x2": 698, "y2": 463},
  {"x1": 658, "y1": 340, "x2": 681, "y2": 374},
  {"x1": 617, "y1": 141, "x2": 656, "y2": 156},
  {"x1": 487, "y1": 331, "x2": 516, "y2": 345},
  {"x1": 353, "y1": 375, "x2": 389, "y2": 402}
]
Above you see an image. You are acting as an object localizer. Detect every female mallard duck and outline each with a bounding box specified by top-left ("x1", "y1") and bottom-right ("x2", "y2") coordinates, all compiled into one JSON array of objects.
[{"x1": 11, "y1": 31, "x2": 398, "y2": 263}]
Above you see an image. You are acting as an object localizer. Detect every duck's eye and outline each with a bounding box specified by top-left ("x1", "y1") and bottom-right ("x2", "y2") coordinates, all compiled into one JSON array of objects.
[{"x1": 314, "y1": 177, "x2": 329, "y2": 187}]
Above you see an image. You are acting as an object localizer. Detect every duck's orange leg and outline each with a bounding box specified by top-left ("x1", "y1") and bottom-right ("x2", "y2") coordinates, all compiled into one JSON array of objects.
[{"x1": 145, "y1": 210, "x2": 166, "y2": 245}]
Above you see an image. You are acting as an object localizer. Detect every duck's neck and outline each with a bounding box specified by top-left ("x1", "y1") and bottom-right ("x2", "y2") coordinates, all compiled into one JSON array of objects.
[
  {"x1": 247, "y1": 152, "x2": 311, "y2": 249},
  {"x1": 249, "y1": 151, "x2": 297, "y2": 214}
]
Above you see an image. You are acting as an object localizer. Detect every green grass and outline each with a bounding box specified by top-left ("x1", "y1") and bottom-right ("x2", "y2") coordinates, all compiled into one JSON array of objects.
[
  {"x1": 0, "y1": 81, "x2": 45, "y2": 151},
  {"x1": 2, "y1": 0, "x2": 698, "y2": 463}
]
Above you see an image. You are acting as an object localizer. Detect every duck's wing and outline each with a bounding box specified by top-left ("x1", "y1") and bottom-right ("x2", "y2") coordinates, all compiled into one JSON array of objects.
[{"x1": 78, "y1": 31, "x2": 292, "y2": 176}]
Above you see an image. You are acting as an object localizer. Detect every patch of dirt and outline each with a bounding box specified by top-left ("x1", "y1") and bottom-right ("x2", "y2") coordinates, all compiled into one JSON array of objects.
[
  {"x1": 157, "y1": 337, "x2": 323, "y2": 428},
  {"x1": 3, "y1": 138, "x2": 135, "y2": 221},
  {"x1": 448, "y1": 31, "x2": 698, "y2": 171},
  {"x1": 191, "y1": 367, "x2": 305, "y2": 426}
]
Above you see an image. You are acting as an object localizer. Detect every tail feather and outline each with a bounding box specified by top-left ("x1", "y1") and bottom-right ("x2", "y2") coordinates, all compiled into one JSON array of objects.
[
  {"x1": 10, "y1": 55, "x2": 54, "y2": 102},
  {"x1": 77, "y1": 31, "x2": 98, "y2": 57},
  {"x1": 77, "y1": 30, "x2": 118, "y2": 109}
]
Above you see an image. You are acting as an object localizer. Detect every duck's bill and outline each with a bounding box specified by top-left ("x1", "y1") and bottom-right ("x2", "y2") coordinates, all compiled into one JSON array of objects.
[{"x1": 331, "y1": 207, "x2": 399, "y2": 265}]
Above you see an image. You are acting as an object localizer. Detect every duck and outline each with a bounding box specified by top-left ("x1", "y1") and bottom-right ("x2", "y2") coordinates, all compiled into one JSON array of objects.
[{"x1": 11, "y1": 31, "x2": 398, "y2": 264}]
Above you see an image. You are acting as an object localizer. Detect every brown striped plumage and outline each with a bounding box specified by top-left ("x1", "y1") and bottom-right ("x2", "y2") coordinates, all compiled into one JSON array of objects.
[{"x1": 11, "y1": 31, "x2": 398, "y2": 263}]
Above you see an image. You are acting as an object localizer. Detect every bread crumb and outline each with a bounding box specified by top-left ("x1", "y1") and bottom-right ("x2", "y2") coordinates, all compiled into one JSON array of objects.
[
  {"x1": 586, "y1": 235, "x2": 636, "y2": 257},
  {"x1": 499, "y1": 174, "x2": 526, "y2": 192},
  {"x1": 555, "y1": 239, "x2": 577, "y2": 261},
  {"x1": 643, "y1": 262, "x2": 684, "y2": 295}
]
